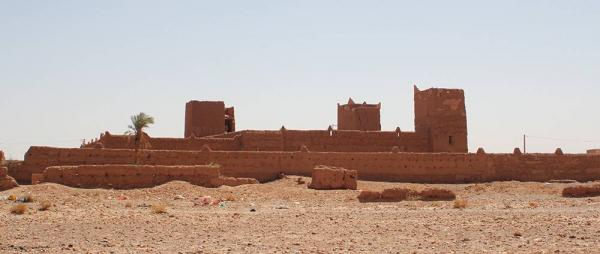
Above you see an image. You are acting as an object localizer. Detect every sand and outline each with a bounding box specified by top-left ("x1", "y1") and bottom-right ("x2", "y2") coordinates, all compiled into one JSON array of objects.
[{"x1": 1, "y1": 177, "x2": 600, "y2": 253}]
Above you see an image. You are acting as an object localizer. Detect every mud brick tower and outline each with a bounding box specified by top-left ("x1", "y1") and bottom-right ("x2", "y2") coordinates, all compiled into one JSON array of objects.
[
  {"x1": 414, "y1": 86, "x2": 468, "y2": 153},
  {"x1": 184, "y1": 101, "x2": 235, "y2": 138}
]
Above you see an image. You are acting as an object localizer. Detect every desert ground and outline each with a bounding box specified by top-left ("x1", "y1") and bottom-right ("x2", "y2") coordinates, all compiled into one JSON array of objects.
[{"x1": 1, "y1": 177, "x2": 600, "y2": 253}]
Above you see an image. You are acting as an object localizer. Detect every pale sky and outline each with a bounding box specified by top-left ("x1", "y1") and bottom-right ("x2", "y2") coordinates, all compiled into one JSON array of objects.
[{"x1": 1, "y1": 1, "x2": 599, "y2": 159}]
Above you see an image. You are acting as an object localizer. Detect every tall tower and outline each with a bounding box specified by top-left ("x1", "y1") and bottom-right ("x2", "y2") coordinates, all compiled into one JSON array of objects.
[
  {"x1": 184, "y1": 101, "x2": 235, "y2": 138},
  {"x1": 337, "y1": 98, "x2": 381, "y2": 131},
  {"x1": 414, "y1": 86, "x2": 468, "y2": 153}
]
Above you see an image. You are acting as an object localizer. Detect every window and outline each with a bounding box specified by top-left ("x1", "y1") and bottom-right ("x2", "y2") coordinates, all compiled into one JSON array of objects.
[{"x1": 449, "y1": 136, "x2": 454, "y2": 145}]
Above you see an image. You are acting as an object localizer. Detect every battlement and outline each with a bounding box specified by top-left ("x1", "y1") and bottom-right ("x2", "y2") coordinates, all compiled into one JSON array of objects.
[{"x1": 337, "y1": 98, "x2": 382, "y2": 131}]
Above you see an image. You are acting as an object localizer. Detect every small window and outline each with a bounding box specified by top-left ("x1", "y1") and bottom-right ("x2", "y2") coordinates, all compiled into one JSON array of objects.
[{"x1": 449, "y1": 136, "x2": 454, "y2": 145}]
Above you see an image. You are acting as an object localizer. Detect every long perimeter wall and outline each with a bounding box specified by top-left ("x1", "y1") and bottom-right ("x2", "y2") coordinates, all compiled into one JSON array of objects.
[
  {"x1": 13, "y1": 146, "x2": 600, "y2": 184},
  {"x1": 85, "y1": 130, "x2": 429, "y2": 153}
]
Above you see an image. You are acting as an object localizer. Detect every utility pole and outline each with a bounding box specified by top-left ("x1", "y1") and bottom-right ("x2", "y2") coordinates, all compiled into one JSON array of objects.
[{"x1": 523, "y1": 134, "x2": 526, "y2": 154}]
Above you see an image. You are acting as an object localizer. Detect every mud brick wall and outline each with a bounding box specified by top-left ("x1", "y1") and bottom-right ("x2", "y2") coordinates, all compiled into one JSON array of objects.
[
  {"x1": 42, "y1": 165, "x2": 224, "y2": 189},
  {"x1": 15, "y1": 146, "x2": 600, "y2": 184},
  {"x1": 87, "y1": 130, "x2": 430, "y2": 153},
  {"x1": 0, "y1": 166, "x2": 19, "y2": 191}
]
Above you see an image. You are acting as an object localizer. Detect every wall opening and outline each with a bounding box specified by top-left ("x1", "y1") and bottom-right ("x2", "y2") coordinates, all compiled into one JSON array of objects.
[
  {"x1": 448, "y1": 136, "x2": 454, "y2": 145},
  {"x1": 225, "y1": 119, "x2": 234, "y2": 133}
]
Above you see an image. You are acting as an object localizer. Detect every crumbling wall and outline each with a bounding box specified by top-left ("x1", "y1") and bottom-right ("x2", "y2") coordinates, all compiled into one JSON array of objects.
[
  {"x1": 309, "y1": 165, "x2": 357, "y2": 190},
  {"x1": 588, "y1": 149, "x2": 600, "y2": 155},
  {"x1": 0, "y1": 167, "x2": 19, "y2": 191},
  {"x1": 17, "y1": 146, "x2": 600, "y2": 184},
  {"x1": 42, "y1": 165, "x2": 257, "y2": 189}
]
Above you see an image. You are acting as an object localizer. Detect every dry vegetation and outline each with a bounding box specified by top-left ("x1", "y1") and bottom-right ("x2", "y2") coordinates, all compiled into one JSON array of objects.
[
  {"x1": 151, "y1": 203, "x2": 167, "y2": 214},
  {"x1": 453, "y1": 199, "x2": 468, "y2": 209},
  {"x1": 10, "y1": 204, "x2": 28, "y2": 215},
  {"x1": 21, "y1": 194, "x2": 34, "y2": 203},
  {"x1": 38, "y1": 200, "x2": 52, "y2": 211}
]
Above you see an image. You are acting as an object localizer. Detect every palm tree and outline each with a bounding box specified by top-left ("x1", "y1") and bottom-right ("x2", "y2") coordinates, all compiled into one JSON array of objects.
[{"x1": 126, "y1": 112, "x2": 154, "y2": 150}]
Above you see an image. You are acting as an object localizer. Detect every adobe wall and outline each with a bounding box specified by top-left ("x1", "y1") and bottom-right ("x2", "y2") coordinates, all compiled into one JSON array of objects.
[
  {"x1": 587, "y1": 149, "x2": 600, "y2": 155},
  {"x1": 17, "y1": 146, "x2": 600, "y2": 184},
  {"x1": 42, "y1": 165, "x2": 257, "y2": 189},
  {"x1": 85, "y1": 130, "x2": 430, "y2": 153},
  {"x1": 84, "y1": 132, "x2": 242, "y2": 150},
  {"x1": 1, "y1": 166, "x2": 19, "y2": 191},
  {"x1": 44, "y1": 165, "x2": 219, "y2": 189}
]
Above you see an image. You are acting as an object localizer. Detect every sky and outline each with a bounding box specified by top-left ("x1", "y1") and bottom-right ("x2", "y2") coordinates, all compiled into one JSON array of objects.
[{"x1": 1, "y1": 1, "x2": 599, "y2": 159}]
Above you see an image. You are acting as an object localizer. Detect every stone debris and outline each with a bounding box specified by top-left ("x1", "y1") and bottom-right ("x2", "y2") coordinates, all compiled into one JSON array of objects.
[{"x1": 308, "y1": 165, "x2": 357, "y2": 190}]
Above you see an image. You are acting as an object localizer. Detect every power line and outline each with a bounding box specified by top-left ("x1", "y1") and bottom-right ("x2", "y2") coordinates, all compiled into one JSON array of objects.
[{"x1": 525, "y1": 135, "x2": 600, "y2": 143}]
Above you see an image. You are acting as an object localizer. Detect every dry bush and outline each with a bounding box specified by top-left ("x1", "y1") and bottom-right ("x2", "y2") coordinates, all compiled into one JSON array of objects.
[
  {"x1": 562, "y1": 184, "x2": 600, "y2": 198},
  {"x1": 10, "y1": 204, "x2": 28, "y2": 215},
  {"x1": 419, "y1": 188, "x2": 456, "y2": 201},
  {"x1": 151, "y1": 203, "x2": 167, "y2": 214},
  {"x1": 528, "y1": 202, "x2": 539, "y2": 208},
  {"x1": 453, "y1": 199, "x2": 468, "y2": 209},
  {"x1": 125, "y1": 202, "x2": 133, "y2": 208},
  {"x1": 38, "y1": 200, "x2": 52, "y2": 211},
  {"x1": 21, "y1": 194, "x2": 34, "y2": 203},
  {"x1": 223, "y1": 194, "x2": 236, "y2": 202}
]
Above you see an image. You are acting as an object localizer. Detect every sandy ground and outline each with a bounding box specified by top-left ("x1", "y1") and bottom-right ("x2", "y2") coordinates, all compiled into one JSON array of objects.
[{"x1": 1, "y1": 177, "x2": 600, "y2": 253}]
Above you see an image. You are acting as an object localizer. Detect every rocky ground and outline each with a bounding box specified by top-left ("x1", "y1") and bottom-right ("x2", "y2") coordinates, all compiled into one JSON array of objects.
[{"x1": 1, "y1": 177, "x2": 600, "y2": 253}]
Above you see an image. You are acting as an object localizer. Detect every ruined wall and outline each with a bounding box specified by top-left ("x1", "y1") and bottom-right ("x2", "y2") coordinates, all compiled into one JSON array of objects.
[
  {"x1": 414, "y1": 86, "x2": 468, "y2": 153},
  {"x1": 337, "y1": 99, "x2": 381, "y2": 131},
  {"x1": 17, "y1": 146, "x2": 600, "y2": 184},
  {"x1": 85, "y1": 132, "x2": 242, "y2": 150},
  {"x1": 588, "y1": 149, "x2": 600, "y2": 155},
  {"x1": 42, "y1": 165, "x2": 257, "y2": 189},
  {"x1": 185, "y1": 101, "x2": 227, "y2": 138},
  {"x1": 1, "y1": 167, "x2": 19, "y2": 191}
]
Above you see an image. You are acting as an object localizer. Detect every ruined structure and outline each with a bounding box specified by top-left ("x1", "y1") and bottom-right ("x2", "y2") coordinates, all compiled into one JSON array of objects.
[
  {"x1": 587, "y1": 149, "x2": 600, "y2": 155},
  {"x1": 82, "y1": 86, "x2": 468, "y2": 153},
  {"x1": 5, "y1": 86, "x2": 600, "y2": 187},
  {"x1": 185, "y1": 101, "x2": 235, "y2": 138},
  {"x1": 309, "y1": 165, "x2": 357, "y2": 190}
]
